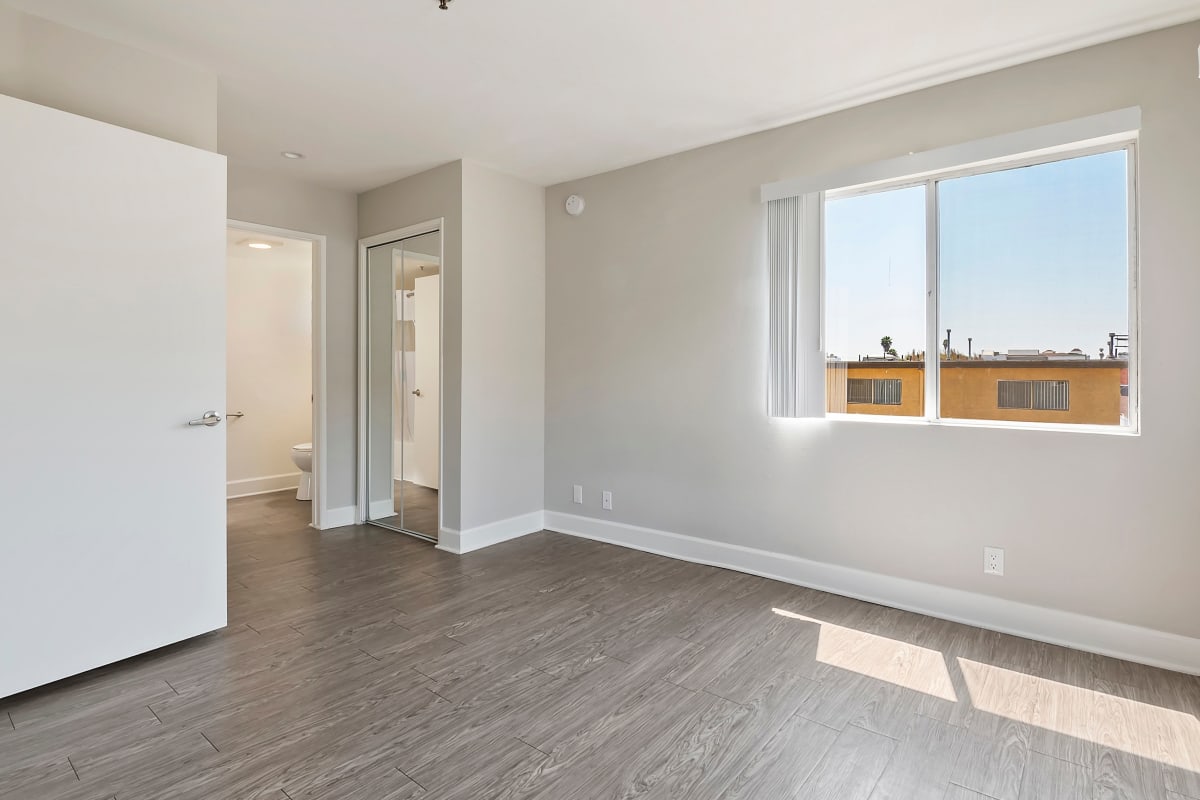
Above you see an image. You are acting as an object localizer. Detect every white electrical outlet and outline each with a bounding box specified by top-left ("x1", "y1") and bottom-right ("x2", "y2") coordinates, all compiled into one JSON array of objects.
[
  {"x1": 573, "y1": 484, "x2": 583, "y2": 504},
  {"x1": 984, "y1": 546, "x2": 1005, "y2": 576},
  {"x1": 602, "y1": 491, "x2": 613, "y2": 511}
]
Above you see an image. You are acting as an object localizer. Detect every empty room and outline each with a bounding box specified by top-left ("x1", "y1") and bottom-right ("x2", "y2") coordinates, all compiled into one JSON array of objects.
[{"x1": 2, "y1": 1, "x2": 1200, "y2": 798}]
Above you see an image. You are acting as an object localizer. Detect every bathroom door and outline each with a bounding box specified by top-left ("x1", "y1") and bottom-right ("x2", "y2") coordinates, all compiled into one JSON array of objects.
[{"x1": 0, "y1": 95, "x2": 228, "y2": 698}]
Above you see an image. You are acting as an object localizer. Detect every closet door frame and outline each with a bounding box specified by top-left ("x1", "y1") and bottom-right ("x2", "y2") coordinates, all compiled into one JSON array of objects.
[{"x1": 356, "y1": 219, "x2": 444, "y2": 536}]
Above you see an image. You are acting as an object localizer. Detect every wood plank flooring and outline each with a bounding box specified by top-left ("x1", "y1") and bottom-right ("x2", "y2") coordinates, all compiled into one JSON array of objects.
[{"x1": 3, "y1": 490, "x2": 1199, "y2": 799}]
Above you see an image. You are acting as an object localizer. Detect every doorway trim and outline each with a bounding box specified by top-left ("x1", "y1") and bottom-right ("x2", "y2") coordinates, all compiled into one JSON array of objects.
[
  {"x1": 357, "y1": 219, "x2": 445, "y2": 537},
  {"x1": 227, "y1": 219, "x2": 330, "y2": 530}
]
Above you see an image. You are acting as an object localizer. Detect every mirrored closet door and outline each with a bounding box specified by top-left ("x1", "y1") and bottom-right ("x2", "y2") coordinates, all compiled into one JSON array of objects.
[{"x1": 363, "y1": 229, "x2": 441, "y2": 541}]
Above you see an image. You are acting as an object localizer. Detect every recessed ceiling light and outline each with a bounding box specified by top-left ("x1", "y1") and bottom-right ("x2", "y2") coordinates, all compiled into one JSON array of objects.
[
  {"x1": 281, "y1": 151, "x2": 305, "y2": 160},
  {"x1": 236, "y1": 237, "x2": 282, "y2": 249}
]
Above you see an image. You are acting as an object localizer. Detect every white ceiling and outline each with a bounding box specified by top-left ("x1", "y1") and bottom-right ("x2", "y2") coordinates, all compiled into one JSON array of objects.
[{"x1": 11, "y1": 0, "x2": 1200, "y2": 192}]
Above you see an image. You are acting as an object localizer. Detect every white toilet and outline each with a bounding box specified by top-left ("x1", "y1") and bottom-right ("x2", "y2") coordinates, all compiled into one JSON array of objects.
[{"x1": 290, "y1": 443, "x2": 313, "y2": 501}]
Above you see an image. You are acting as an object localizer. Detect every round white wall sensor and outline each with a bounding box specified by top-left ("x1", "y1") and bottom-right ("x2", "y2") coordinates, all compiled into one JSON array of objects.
[{"x1": 565, "y1": 194, "x2": 586, "y2": 216}]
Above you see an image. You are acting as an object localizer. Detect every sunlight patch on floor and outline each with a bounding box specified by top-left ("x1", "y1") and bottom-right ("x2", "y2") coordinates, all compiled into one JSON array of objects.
[
  {"x1": 959, "y1": 658, "x2": 1200, "y2": 770},
  {"x1": 772, "y1": 607, "x2": 957, "y2": 701}
]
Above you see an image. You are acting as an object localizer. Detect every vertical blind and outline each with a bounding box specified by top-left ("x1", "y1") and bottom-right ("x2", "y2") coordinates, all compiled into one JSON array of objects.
[
  {"x1": 767, "y1": 193, "x2": 825, "y2": 418},
  {"x1": 767, "y1": 196, "x2": 800, "y2": 417}
]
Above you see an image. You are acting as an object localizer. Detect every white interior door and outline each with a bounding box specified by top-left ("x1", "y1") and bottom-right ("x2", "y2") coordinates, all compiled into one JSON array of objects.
[
  {"x1": 411, "y1": 274, "x2": 440, "y2": 490},
  {"x1": 0, "y1": 95, "x2": 227, "y2": 698}
]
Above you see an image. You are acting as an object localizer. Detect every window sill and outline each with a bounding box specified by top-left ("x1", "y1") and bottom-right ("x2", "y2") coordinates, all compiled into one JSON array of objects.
[{"x1": 824, "y1": 413, "x2": 1139, "y2": 437}]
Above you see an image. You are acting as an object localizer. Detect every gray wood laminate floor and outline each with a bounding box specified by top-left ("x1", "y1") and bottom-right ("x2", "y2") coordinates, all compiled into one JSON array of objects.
[{"x1": 3, "y1": 490, "x2": 1199, "y2": 799}]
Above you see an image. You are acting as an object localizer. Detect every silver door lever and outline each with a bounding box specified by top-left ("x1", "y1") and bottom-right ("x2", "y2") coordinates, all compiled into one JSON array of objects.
[{"x1": 188, "y1": 411, "x2": 223, "y2": 427}]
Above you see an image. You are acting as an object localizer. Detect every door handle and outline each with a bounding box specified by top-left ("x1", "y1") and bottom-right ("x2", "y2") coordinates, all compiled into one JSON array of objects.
[
  {"x1": 412, "y1": 389, "x2": 422, "y2": 397},
  {"x1": 188, "y1": 411, "x2": 223, "y2": 427}
]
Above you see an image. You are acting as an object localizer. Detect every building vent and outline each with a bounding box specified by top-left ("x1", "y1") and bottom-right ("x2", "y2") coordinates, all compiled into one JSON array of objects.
[
  {"x1": 997, "y1": 380, "x2": 1069, "y2": 411},
  {"x1": 1032, "y1": 380, "x2": 1070, "y2": 411},
  {"x1": 873, "y1": 379, "x2": 903, "y2": 406},
  {"x1": 848, "y1": 377, "x2": 903, "y2": 405},
  {"x1": 847, "y1": 378, "x2": 873, "y2": 404}
]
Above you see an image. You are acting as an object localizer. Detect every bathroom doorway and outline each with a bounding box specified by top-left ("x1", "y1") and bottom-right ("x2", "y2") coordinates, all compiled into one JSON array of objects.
[
  {"x1": 359, "y1": 223, "x2": 442, "y2": 542},
  {"x1": 225, "y1": 221, "x2": 327, "y2": 528}
]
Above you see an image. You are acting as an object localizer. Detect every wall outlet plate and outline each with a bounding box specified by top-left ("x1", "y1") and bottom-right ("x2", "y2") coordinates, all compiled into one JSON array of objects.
[
  {"x1": 602, "y1": 491, "x2": 613, "y2": 511},
  {"x1": 984, "y1": 546, "x2": 1005, "y2": 576},
  {"x1": 573, "y1": 484, "x2": 583, "y2": 504}
]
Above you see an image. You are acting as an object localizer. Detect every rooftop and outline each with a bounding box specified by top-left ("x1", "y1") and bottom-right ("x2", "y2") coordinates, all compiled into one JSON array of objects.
[{"x1": 839, "y1": 359, "x2": 1128, "y2": 369}]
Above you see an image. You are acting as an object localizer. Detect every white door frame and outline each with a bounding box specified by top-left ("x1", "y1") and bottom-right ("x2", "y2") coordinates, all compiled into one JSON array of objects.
[
  {"x1": 358, "y1": 219, "x2": 445, "y2": 534},
  {"x1": 227, "y1": 219, "x2": 330, "y2": 530}
]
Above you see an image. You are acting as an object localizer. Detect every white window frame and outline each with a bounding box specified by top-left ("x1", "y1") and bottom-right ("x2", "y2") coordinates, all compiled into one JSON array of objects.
[
  {"x1": 818, "y1": 138, "x2": 1139, "y2": 435},
  {"x1": 764, "y1": 109, "x2": 1142, "y2": 434}
]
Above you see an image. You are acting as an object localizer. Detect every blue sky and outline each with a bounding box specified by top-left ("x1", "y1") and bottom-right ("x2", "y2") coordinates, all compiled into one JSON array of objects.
[{"x1": 824, "y1": 150, "x2": 1129, "y2": 361}]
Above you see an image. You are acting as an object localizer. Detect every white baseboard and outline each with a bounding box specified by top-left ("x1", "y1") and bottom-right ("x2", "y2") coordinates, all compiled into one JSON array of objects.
[
  {"x1": 437, "y1": 510, "x2": 544, "y2": 555},
  {"x1": 317, "y1": 505, "x2": 357, "y2": 530},
  {"x1": 437, "y1": 527, "x2": 460, "y2": 548},
  {"x1": 543, "y1": 510, "x2": 1200, "y2": 676},
  {"x1": 227, "y1": 472, "x2": 300, "y2": 499}
]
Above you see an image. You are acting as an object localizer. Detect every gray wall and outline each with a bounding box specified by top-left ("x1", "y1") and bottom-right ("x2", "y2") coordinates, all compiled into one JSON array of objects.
[
  {"x1": 0, "y1": 8, "x2": 217, "y2": 151},
  {"x1": 461, "y1": 161, "x2": 546, "y2": 530},
  {"x1": 359, "y1": 161, "x2": 464, "y2": 532},
  {"x1": 545, "y1": 22, "x2": 1200, "y2": 638},
  {"x1": 228, "y1": 165, "x2": 359, "y2": 514}
]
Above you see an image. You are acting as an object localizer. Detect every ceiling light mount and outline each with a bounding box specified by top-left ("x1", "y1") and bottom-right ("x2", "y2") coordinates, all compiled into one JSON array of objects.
[{"x1": 438, "y1": 0, "x2": 452, "y2": 9}]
